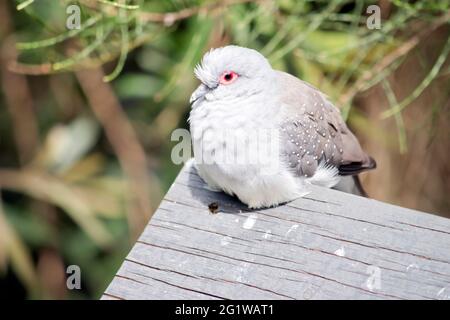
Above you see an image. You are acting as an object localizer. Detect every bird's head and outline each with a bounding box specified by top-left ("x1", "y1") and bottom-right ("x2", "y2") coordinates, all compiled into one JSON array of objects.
[{"x1": 190, "y1": 45, "x2": 274, "y2": 104}]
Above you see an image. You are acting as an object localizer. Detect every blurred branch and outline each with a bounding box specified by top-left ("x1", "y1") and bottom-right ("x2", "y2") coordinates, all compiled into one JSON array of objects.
[
  {"x1": 381, "y1": 38, "x2": 450, "y2": 119},
  {"x1": 8, "y1": 0, "x2": 261, "y2": 76},
  {"x1": 8, "y1": 31, "x2": 156, "y2": 75},
  {"x1": 382, "y1": 79, "x2": 407, "y2": 153},
  {"x1": 338, "y1": 12, "x2": 450, "y2": 108},
  {"x1": 0, "y1": 193, "x2": 39, "y2": 295},
  {"x1": 94, "y1": 0, "x2": 139, "y2": 10},
  {"x1": 138, "y1": 0, "x2": 260, "y2": 24},
  {"x1": 16, "y1": 0, "x2": 35, "y2": 11},
  {"x1": 269, "y1": 0, "x2": 341, "y2": 62},
  {"x1": 79, "y1": 0, "x2": 260, "y2": 24},
  {"x1": 75, "y1": 67, "x2": 155, "y2": 239},
  {"x1": 103, "y1": 2, "x2": 129, "y2": 82},
  {"x1": 16, "y1": 15, "x2": 102, "y2": 50},
  {"x1": 0, "y1": 169, "x2": 113, "y2": 246},
  {"x1": 0, "y1": 1, "x2": 39, "y2": 164}
]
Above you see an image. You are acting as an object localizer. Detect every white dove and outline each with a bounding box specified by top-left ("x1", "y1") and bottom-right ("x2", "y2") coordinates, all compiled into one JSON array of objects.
[{"x1": 189, "y1": 45, "x2": 375, "y2": 209}]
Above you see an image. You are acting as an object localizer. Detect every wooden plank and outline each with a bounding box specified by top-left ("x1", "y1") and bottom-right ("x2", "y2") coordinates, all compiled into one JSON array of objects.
[{"x1": 103, "y1": 163, "x2": 450, "y2": 300}]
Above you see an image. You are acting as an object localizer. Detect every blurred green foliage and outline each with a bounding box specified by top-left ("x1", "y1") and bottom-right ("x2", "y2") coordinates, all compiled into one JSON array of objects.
[{"x1": 0, "y1": 0, "x2": 448, "y2": 299}]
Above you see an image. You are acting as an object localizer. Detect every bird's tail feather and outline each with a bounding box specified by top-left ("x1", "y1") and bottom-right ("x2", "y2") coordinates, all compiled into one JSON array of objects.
[{"x1": 333, "y1": 175, "x2": 369, "y2": 197}]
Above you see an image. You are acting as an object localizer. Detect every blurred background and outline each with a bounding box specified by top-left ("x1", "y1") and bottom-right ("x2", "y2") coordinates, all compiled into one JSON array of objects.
[{"x1": 0, "y1": 0, "x2": 448, "y2": 299}]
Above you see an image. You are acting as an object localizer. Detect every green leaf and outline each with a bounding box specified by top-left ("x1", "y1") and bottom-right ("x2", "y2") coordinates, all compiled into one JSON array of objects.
[{"x1": 114, "y1": 73, "x2": 163, "y2": 99}]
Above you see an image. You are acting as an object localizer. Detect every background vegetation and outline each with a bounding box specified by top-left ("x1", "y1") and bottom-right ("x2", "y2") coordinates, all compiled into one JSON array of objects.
[{"x1": 0, "y1": 0, "x2": 448, "y2": 299}]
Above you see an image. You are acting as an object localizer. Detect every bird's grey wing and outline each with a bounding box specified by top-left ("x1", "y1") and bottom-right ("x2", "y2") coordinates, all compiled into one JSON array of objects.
[{"x1": 277, "y1": 71, "x2": 376, "y2": 177}]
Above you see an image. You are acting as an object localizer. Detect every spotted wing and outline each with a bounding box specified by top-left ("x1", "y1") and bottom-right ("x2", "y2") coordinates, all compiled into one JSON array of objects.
[{"x1": 277, "y1": 71, "x2": 376, "y2": 177}]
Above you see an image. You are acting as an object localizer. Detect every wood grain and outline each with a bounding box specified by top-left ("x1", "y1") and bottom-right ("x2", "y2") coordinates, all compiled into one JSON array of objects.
[{"x1": 103, "y1": 163, "x2": 450, "y2": 300}]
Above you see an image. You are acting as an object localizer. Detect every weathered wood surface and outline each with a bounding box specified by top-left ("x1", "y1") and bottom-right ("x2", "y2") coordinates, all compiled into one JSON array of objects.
[{"x1": 103, "y1": 163, "x2": 450, "y2": 300}]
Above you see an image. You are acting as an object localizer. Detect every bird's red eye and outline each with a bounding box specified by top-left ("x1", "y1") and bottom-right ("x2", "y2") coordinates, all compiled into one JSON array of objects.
[{"x1": 219, "y1": 71, "x2": 238, "y2": 85}]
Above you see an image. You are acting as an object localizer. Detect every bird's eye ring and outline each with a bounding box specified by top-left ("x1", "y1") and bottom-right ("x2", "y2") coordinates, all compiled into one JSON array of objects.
[{"x1": 219, "y1": 71, "x2": 238, "y2": 85}]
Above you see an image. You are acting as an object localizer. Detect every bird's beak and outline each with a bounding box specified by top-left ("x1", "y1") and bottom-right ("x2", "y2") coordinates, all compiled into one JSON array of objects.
[{"x1": 190, "y1": 84, "x2": 209, "y2": 104}]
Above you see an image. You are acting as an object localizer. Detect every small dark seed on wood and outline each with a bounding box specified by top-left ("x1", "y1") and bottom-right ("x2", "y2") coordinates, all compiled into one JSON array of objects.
[{"x1": 208, "y1": 202, "x2": 219, "y2": 214}]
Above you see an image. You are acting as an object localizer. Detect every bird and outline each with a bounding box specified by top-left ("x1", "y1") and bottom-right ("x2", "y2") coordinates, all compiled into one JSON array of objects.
[{"x1": 188, "y1": 45, "x2": 376, "y2": 209}]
